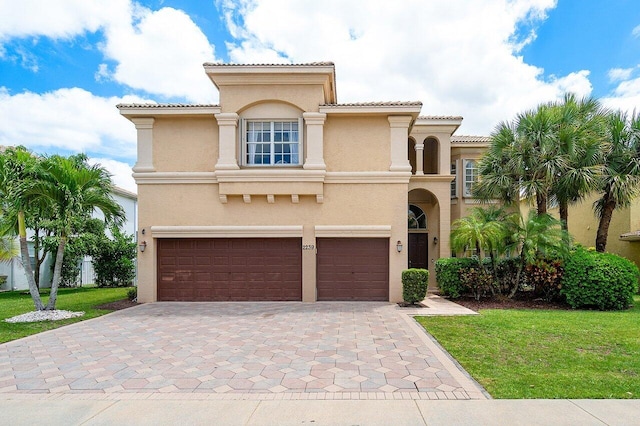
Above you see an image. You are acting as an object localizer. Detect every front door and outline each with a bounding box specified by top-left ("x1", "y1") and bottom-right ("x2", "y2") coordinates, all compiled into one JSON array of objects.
[{"x1": 408, "y1": 233, "x2": 428, "y2": 269}]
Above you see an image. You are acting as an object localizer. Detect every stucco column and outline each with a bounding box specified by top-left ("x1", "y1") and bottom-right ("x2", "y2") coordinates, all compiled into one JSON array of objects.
[
  {"x1": 303, "y1": 112, "x2": 327, "y2": 170},
  {"x1": 438, "y1": 196, "x2": 451, "y2": 259},
  {"x1": 415, "y1": 143, "x2": 424, "y2": 175},
  {"x1": 132, "y1": 118, "x2": 155, "y2": 173},
  {"x1": 439, "y1": 135, "x2": 452, "y2": 175},
  {"x1": 302, "y1": 226, "x2": 316, "y2": 302},
  {"x1": 388, "y1": 116, "x2": 413, "y2": 172},
  {"x1": 215, "y1": 113, "x2": 240, "y2": 170}
]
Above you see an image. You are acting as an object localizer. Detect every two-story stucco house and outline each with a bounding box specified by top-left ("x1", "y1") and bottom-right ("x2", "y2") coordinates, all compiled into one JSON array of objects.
[{"x1": 118, "y1": 62, "x2": 487, "y2": 303}]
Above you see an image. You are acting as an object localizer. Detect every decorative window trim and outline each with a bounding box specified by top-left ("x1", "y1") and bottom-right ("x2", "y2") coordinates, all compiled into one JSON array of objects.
[
  {"x1": 240, "y1": 118, "x2": 304, "y2": 167},
  {"x1": 463, "y1": 159, "x2": 478, "y2": 198},
  {"x1": 450, "y1": 160, "x2": 458, "y2": 198}
]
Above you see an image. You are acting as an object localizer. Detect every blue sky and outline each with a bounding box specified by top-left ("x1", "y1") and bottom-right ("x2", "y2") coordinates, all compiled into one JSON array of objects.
[{"x1": 0, "y1": 0, "x2": 639, "y2": 192}]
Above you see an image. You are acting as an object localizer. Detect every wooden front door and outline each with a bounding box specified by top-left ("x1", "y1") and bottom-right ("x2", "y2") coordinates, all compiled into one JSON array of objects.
[{"x1": 408, "y1": 233, "x2": 428, "y2": 269}]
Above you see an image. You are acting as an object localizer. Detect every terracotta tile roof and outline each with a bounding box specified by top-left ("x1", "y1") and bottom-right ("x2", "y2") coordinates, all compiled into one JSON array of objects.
[
  {"x1": 116, "y1": 103, "x2": 219, "y2": 108},
  {"x1": 203, "y1": 62, "x2": 335, "y2": 67},
  {"x1": 321, "y1": 101, "x2": 423, "y2": 107},
  {"x1": 451, "y1": 135, "x2": 491, "y2": 143},
  {"x1": 418, "y1": 115, "x2": 463, "y2": 120}
]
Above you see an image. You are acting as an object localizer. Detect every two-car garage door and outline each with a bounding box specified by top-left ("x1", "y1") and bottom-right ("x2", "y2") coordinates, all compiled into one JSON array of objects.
[{"x1": 157, "y1": 237, "x2": 389, "y2": 302}]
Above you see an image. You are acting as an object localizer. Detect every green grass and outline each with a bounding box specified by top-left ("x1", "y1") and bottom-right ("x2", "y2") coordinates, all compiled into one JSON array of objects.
[
  {"x1": 416, "y1": 295, "x2": 640, "y2": 399},
  {"x1": 0, "y1": 287, "x2": 130, "y2": 344}
]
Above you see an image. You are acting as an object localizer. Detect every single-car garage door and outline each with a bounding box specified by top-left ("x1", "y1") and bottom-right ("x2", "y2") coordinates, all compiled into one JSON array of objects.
[
  {"x1": 316, "y1": 238, "x2": 389, "y2": 301},
  {"x1": 157, "y1": 238, "x2": 302, "y2": 301}
]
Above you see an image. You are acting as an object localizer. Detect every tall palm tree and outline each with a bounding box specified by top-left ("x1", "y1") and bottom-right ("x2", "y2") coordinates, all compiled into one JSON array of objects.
[
  {"x1": 594, "y1": 111, "x2": 640, "y2": 252},
  {"x1": 26, "y1": 154, "x2": 125, "y2": 310},
  {"x1": 0, "y1": 236, "x2": 19, "y2": 262},
  {"x1": 0, "y1": 147, "x2": 45, "y2": 310},
  {"x1": 475, "y1": 103, "x2": 564, "y2": 215},
  {"x1": 550, "y1": 94, "x2": 605, "y2": 231}
]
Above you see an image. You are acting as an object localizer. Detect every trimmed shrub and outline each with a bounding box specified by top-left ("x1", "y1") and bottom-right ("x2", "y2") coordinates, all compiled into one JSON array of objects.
[
  {"x1": 127, "y1": 287, "x2": 137, "y2": 301},
  {"x1": 459, "y1": 266, "x2": 494, "y2": 300},
  {"x1": 402, "y1": 268, "x2": 429, "y2": 304},
  {"x1": 561, "y1": 247, "x2": 639, "y2": 310},
  {"x1": 526, "y1": 258, "x2": 564, "y2": 302},
  {"x1": 435, "y1": 257, "x2": 479, "y2": 298},
  {"x1": 494, "y1": 257, "x2": 520, "y2": 296}
]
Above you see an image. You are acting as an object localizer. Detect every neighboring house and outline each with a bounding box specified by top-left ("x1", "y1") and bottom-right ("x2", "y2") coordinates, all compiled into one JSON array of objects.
[
  {"x1": 0, "y1": 186, "x2": 137, "y2": 291},
  {"x1": 118, "y1": 62, "x2": 486, "y2": 303}
]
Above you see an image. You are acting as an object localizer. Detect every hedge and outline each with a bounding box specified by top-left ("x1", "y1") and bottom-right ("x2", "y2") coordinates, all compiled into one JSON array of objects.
[
  {"x1": 561, "y1": 247, "x2": 639, "y2": 310},
  {"x1": 435, "y1": 257, "x2": 479, "y2": 298},
  {"x1": 402, "y1": 269, "x2": 429, "y2": 304}
]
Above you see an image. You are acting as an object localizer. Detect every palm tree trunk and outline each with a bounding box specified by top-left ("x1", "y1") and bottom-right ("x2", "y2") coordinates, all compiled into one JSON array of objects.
[
  {"x1": 559, "y1": 201, "x2": 568, "y2": 232},
  {"x1": 18, "y1": 211, "x2": 44, "y2": 310},
  {"x1": 509, "y1": 251, "x2": 526, "y2": 299},
  {"x1": 536, "y1": 192, "x2": 547, "y2": 215},
  {"x1": 46, "y1": 236, "x2": 66, "y2": 310},
  {"x1": 596, "y1": 199, "x2": 616, "y2": 252}
]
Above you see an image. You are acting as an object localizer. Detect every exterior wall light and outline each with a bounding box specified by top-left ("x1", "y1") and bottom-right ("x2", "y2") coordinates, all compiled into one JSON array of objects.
[
  {"x1": 433, "y1": 236, "x2": 438, "y2": 245},
  {"x1": 396, "y1": 240, "x2": 403, "y2": 253},
  {"x1": 139, "y1": 241, "x2": 147, "y2": 253}
]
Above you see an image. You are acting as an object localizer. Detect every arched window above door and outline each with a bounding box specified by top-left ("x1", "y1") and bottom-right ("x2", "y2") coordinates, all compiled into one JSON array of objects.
[{"x1": 408, "y1": 204, "x2": 427, "y2": 229}]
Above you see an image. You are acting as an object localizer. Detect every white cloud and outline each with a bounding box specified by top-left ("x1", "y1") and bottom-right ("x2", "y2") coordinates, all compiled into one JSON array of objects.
[
  {"x1": 603, "y1": 76, "x2": 640, "y2": 114},
  {"x1": 0, "y1": 87, "x2": 147, "y2": 159},
  {"x1": 218, "y1": 0, "x2": 589, "y2": 135},
  {"x1": 0, "y1": 1, "x2": 220, "y2": 103},
  {"x1": 608, "y1": 67, "x2": 634, "y2": 83},
  {"x1": 0, "y1": 0, "x2": 131, "y2": 40},
  {"x1": 633, "y1": 24, "x2": 640, "y2": 38},
  {"x1": 89, "y1": 157, "x2": 136, "y2": 193},
  {"x1": 101, "y1": 6, "x2": 219, "y2": 103}
]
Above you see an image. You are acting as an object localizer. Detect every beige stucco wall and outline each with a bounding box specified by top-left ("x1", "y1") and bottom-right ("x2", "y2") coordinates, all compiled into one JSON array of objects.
[
  {"x1": 324, "y1": 116, "x2": 391, "y2": 172},
  {"x1": 220, "y1": 84, "x2": 324, "y2": 114},
  {"x1": 153, "y1": 117, "x2": 218, "y2": 172},
  {"x1": 136, "y1": 182, "x2": 408, "y2": 303}
]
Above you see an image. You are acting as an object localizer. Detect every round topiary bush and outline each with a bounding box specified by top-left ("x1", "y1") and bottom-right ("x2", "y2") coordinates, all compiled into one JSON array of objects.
[
  {"x1": 402, "y1": 268, "x2": 429, "y2": 304},
  {"x1": 561, "y1": 247, "x2": 639, "y2": 310}
]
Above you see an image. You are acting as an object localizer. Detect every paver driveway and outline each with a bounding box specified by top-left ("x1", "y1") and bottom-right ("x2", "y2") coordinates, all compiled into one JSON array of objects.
[{"x1": 0, "y1": 302, "x2": 486, "y2": 400}]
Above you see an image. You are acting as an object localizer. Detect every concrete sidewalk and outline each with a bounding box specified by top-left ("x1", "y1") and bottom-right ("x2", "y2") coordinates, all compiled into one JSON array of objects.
[{"x1": 1, "y1": 396, "x2": 639, "y2": 425}]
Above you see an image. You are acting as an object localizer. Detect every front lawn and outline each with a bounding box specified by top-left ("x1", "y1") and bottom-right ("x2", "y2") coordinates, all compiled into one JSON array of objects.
[
  {"x1": 0, "y1": 287, "x2": 130, "y2": 344},
  {"x1": 416, "y1": 295, "x2": 640, "y2": 399}
]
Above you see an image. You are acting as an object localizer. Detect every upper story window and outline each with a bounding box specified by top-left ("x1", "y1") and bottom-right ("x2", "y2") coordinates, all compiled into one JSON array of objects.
[
  {"x1": 464, "y1": 159, "x2": 478, "y2": 197},
  {"x1": 244, "y1": 120, "x2": 301, "y2": 166},
  {"x1": 450, "y1": 161, "x2": 457, "y2": 198}
]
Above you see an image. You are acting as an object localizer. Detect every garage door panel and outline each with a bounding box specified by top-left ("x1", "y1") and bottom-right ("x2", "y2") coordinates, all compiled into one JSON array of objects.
[
  {"x1": 158, "y1": 238, "x2": 302, "y2": 301},
  {"x1": 317, "y1": 238, "x2": 389, "y2": 301}
]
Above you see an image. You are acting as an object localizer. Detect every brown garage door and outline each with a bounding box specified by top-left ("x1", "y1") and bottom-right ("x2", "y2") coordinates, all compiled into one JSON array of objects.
[
  {"x1": 157, "y1": 238, "x2": 302, "y2": 301},
  {"x1": 316, "y1": 238, "x2": 389, "y2": 301}
]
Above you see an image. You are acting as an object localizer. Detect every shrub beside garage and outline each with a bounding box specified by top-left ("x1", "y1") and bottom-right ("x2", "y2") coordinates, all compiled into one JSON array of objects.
[{"x1": 436, "y1": 247, "x2": 640, "y2": 311}]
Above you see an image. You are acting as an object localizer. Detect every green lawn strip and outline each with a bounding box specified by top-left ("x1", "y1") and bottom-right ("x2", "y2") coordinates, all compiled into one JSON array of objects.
[
  {"x1": 0, "y1": 287, "x2": 129, "y2": 344},
  {"x1": 416, "y1": 296, "x2": 640, "y2": 399}
]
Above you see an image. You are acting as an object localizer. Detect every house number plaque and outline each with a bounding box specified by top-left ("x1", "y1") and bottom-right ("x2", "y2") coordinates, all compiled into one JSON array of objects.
[{"x1": 302, "y1": 244, "x2": 315, "y2": 250}]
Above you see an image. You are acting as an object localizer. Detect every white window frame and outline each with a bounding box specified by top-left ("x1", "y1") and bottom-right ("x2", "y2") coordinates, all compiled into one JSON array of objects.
[
  {"x1": 240, "y1": 118, "x2": 303, "y2": 167},
  {"x1": 463, "y1": 159, "x2": 478, "y2": 197},
  {"x1": 450, "y1": 160, "x2": 458, "y2": 198}
]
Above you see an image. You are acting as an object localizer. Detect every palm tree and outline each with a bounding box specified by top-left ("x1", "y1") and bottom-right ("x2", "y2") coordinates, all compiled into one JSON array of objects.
[
  {"x1": 26, "y1": 154, "x2": 125, "y2": 310},
  {"x1": 0, "y1": 147, "x2": 45, "y2": 310},
  {"x1": 450, "y1": 207, "x2": 507, "y2": 269},
  {"x1": 594, "y1": 111, "x2": 640, "y2": 252},
  {"x1": 475, "y1": 103, "x2": 564, "y2": 215},
  {"x1": 550, "y1": 94, "x2": 605, "y2": 231},
  {"x1": 0, "y1": 236, "x2": 19, "y2": 262},
  {"x1": 506, "y1": 211, "x2": 568, "y2": 298}
]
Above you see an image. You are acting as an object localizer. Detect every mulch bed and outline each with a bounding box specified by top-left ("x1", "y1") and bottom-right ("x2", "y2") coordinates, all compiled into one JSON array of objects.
[
  {"x1": 451, "y1": 295, "x2": 571, "y2": 312},
  {"x1": 95, "y1": 299, "x2": 139, "y2": 311}
]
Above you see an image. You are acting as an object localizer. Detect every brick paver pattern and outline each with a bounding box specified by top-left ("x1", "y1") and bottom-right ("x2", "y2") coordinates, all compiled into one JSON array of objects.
[{"x1": 0, "y1": 302, "x2": 476, "y2": 399}]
